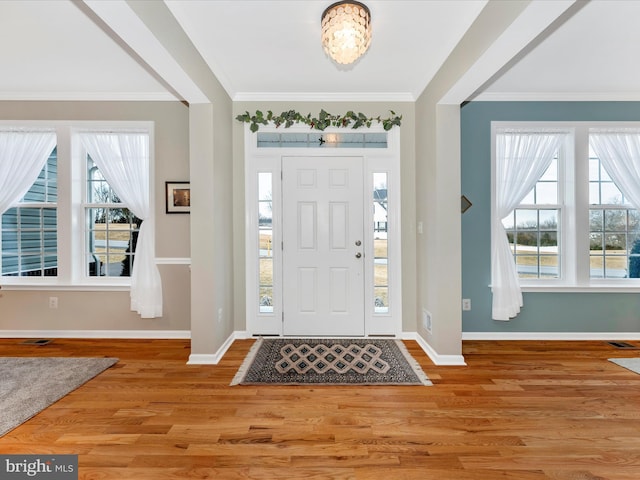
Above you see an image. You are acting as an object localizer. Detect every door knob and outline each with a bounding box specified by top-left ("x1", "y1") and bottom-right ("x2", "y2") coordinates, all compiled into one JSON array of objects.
[{"x1": 355, "y1": 252, "x2": 362, "y2": 258}]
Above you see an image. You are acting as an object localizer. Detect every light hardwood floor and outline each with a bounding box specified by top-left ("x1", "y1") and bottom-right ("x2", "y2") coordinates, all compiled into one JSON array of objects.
[{"x1": 1, "y1": 338, "x2": 639, "y2": 479}]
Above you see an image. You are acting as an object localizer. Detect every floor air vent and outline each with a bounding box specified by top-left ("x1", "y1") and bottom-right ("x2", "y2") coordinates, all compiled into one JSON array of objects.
[
  {"x1": 20, "y1": 339, "x2": 53, "y2": 346},
  {"x1": 607, "y1": 341, "x2": 638, "y2": 349}
]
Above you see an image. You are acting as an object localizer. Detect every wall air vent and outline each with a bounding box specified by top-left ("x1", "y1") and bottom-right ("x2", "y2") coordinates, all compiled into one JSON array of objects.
[
  {"x1": 607, "y1": 341, "x2": 638, "y2": 349},
  {"x1": 20, "y1": 339, "x2": 53, "y2": 346}
]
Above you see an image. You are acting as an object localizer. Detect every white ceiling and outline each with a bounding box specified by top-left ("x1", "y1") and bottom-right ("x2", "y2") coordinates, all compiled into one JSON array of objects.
[
  {"x1": 164, "y1": 0, "x2": 486, "y2": 101},
  {"x1": 1, "y1": 0, "x2": 639, "y2": 103},
  {"x1": 478, "y1": 0, "x2": 640, "y2": 101},
  {"x1": 0, "y1": 0, "x2": 170, "y2": 101}
]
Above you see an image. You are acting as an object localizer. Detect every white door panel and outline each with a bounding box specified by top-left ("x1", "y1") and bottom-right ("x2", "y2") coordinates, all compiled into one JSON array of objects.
[{"x1": 283, "y1": 156, "x2": 364, "y2": 336}]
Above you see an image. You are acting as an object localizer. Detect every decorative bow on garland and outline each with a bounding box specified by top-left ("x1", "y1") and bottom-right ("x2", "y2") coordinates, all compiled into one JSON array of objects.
[{"x1": 236, "y1": 109, "x2": 402, "y2": 133}]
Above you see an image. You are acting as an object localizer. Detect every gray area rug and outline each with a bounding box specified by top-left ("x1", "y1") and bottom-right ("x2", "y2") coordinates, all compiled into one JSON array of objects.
[
  {"x1": 231, "y1": 338, "x2": 431, "y2": 386},
  {"x1": 609, "y1": 357, "x2": 640, "y2": 374},
  {"x1": 0, "y1": 357, "x2": 118, "y2": 437}
]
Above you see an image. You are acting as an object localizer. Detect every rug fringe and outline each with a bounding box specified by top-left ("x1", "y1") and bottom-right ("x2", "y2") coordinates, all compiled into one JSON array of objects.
[
  {"x1": 394, "y1": 340, "x2": 433, "y2": 386},
  {"x1": 230, "y1": 338, "x2": 263, "y2": 386}
]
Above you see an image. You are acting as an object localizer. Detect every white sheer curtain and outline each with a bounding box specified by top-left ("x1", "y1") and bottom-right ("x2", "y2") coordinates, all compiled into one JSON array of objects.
[
  {"x1": 590, "y1": 129, "x2": 640, "y2": 211},
  {"x1": 0, "y1": 130, "x2": 56, "y2": 215},
  {"x1": 492, "y1": 130, "x2": 564, "y2": 320},
  {"x1": 80, "y1": 132, "x2": 162, "y2": 318}
]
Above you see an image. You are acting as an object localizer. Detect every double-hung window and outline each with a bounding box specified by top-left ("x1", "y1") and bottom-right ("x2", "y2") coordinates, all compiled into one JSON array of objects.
[
  {"x1": 0, "y1": 123, "x2": 161, "y2": 317},
  {"x1": 0, "y1": 123, "x2": 153, "y2": 290},
  {"x1": 501, "y1": 152, "x2": 561, "y2": 280},
  {"x1": 588, "y1": 149, "x2": 640, "y2": 279},
  {"x1": 493, "y1": 123, "x2": 640, "y2": 294},
  {"x1": 85, "y1": 154, "x2": 141, "y2": 278}
]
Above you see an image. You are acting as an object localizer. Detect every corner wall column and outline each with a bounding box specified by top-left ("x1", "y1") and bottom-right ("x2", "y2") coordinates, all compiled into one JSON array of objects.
[{"x1": 189, "y1": 103, "x2": 217, "y2": 357}]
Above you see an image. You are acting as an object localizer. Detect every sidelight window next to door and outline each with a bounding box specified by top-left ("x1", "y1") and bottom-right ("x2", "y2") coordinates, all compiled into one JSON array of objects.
[
  {"x1": 373, "y1": 172, "x2": 389, "y2": 313},
  {"x1": 258, "y1": 172, "x2": 274, "y2": 313}
]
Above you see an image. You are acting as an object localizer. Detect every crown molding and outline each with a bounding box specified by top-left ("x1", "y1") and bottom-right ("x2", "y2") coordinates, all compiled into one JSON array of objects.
[
  {"x1": 472, "y1": 91, "x2": 640, "y2": 102},
  {"x1": 233, "y1": 91, "x2": 415, "y2": 103},
  {"x1": 0, "y1": 91, "x2": 178, "y2": 102}
]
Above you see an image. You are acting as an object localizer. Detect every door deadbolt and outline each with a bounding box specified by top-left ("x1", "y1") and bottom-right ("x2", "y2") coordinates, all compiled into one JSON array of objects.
[{"x1": 355, "y1": 240, "x2": 361, "y2": 246}]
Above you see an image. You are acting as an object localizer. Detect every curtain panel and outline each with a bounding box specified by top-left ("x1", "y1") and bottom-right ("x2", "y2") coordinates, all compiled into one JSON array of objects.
[
  {"x1": 590, "y1": 129, "x2": 640, "y2": 211},
  {"x1": 80, "y1": 132, "x2": 162, "y2": 318},
  {"x1": 0, "y1": 130, "x2": 56, "y2": 215},
  {"x1": 492, "y1": 130, "x2": 565, "y2": 320}
]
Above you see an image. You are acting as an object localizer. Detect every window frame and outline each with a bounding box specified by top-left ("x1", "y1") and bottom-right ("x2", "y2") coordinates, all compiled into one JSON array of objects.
[
  {"x1": 492, "y1": 121, "x2": 640, "y2": 293},
  {"x1": 0, "y1": 121, "x2": 154, "y2": 291}
]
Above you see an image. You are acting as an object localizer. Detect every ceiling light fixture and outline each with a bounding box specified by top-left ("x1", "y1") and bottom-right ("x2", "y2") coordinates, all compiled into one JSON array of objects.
[{"x1": 321, "y1": 1, "x2": 371, "y2": 65}]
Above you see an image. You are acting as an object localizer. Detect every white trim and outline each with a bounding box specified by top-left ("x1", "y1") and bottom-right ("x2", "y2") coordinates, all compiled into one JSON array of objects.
[
  {"x1": 402, "y1": 332, "x2": 467, "y2": 366},
  {"x1": 244, "y1": 125, "x2": 402, "y2": 337},
  {"x1": 0, "y1": 92, "x2": 178, "y2": 102},
  {"x1": 233, "y1": 330, "x2": 252, "y2": 339},
  {"x1": 156, "y1": 257, "x2": 191, "y2": 265},
  {"x1": 463, "y1": 331, "x2": 640, "y2": 341},
  {"x1": 186, "y1": 354, "x2": 219, "y2": 365},
  {"x1": 0, "y1": 284, "x2": 130, "y2": 291},
  {"x1": 0, "y1": 330, "x2": 190, "y2": 339},
  {"x1": 0, "y1": 258, "x2": 192, "y2": 289},
  {"x1": 474, "y1": 92, "x2": 640, "y2": 102},
  {"x1": 233, "y1": 91, "x2": 415, "y2": 102},
  {"x1": 187, "y1": 330, "x2": 244, "y2": 365},
  {"x1": 521, "y1": 285, "x2": 640, "y2": 293}
]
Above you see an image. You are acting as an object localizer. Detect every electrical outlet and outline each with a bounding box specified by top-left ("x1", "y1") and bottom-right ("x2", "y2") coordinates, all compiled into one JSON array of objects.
[
  {"x1": 422, "y1": 309, "x2": 432, "y2": 333},
  {"x1": 217, "y1": 308, "x2": 223, "y2": 323},
  {"x1": 462, "y1": 298, "x2": 471, "y2": 311},
  {"x1": 49, "y1": 296, "x2": 58, "y2": 309}
]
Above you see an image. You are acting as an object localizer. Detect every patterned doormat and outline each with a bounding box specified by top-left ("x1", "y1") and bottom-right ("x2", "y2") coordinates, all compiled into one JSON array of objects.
[{"x1": 231, "y1": 338, "x2": 432, "y2": 386}]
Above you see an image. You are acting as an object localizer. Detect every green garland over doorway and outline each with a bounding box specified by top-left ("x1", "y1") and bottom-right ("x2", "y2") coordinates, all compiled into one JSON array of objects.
[{"x1": 236, "y1": 109, "x2": 402, "y2": 132}]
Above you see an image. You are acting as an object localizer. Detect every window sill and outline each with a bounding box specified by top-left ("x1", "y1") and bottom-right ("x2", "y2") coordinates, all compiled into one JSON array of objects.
[
  {"x1": 519, "y1": 283, "x2": 640, "y2": 293},
  {"x1": 0, "y1": 283, "x2": 130, "y2": 292}
]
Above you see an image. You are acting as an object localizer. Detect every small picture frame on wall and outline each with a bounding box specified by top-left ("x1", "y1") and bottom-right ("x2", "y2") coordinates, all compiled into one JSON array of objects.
[{"x1": 166, "y1": 181, "x2": 191, "y2": 214}]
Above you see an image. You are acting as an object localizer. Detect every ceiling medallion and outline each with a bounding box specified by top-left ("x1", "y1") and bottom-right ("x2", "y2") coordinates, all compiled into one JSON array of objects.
[{"x1": 321, "y1": 1, "x2": 371, "y2": 65}]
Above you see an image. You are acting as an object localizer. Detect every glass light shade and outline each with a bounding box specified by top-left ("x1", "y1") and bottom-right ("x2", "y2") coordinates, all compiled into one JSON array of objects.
[{"x1": 321, "y1": 1, "x2": 371, "y2": 65}]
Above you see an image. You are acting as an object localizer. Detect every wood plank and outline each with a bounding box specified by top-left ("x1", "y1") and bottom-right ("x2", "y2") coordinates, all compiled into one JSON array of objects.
[{"x1": 1, "y1": 338, "x2": 640, "y2": 479}]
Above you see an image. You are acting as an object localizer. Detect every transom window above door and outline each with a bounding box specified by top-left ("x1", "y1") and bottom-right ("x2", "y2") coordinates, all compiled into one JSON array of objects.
[{"x1": 257, "y1": 132, "x2": 388, "y2": 149}]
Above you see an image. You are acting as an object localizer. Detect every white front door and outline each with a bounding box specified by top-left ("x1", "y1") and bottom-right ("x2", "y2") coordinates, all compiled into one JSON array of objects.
[{"x1": 282, "y1": 156, "x2": 365, "y2": 336}]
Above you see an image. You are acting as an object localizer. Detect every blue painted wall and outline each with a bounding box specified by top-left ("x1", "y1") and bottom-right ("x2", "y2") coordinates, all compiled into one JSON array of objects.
[{"x1": 461, "y1": 101, "x2": 640, "y2": 333}]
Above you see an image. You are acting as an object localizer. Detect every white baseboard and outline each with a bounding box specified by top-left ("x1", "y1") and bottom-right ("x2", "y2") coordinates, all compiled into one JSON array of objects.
[
  {"x1": 401, "y1": 332, "x2": 467, "y2": 366},
  {"x1": 463, "y1": 332, "x2": 640, "y2": 341},
  {"x1": 0, "y1": 330, "x2": 191, "y2": 339},
  {"x1": 232, "y1": 330, "x2": 252, "y2": 340},
  {"x1": 187, "y1": 331, "x2": 250, "y2": 365}
]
